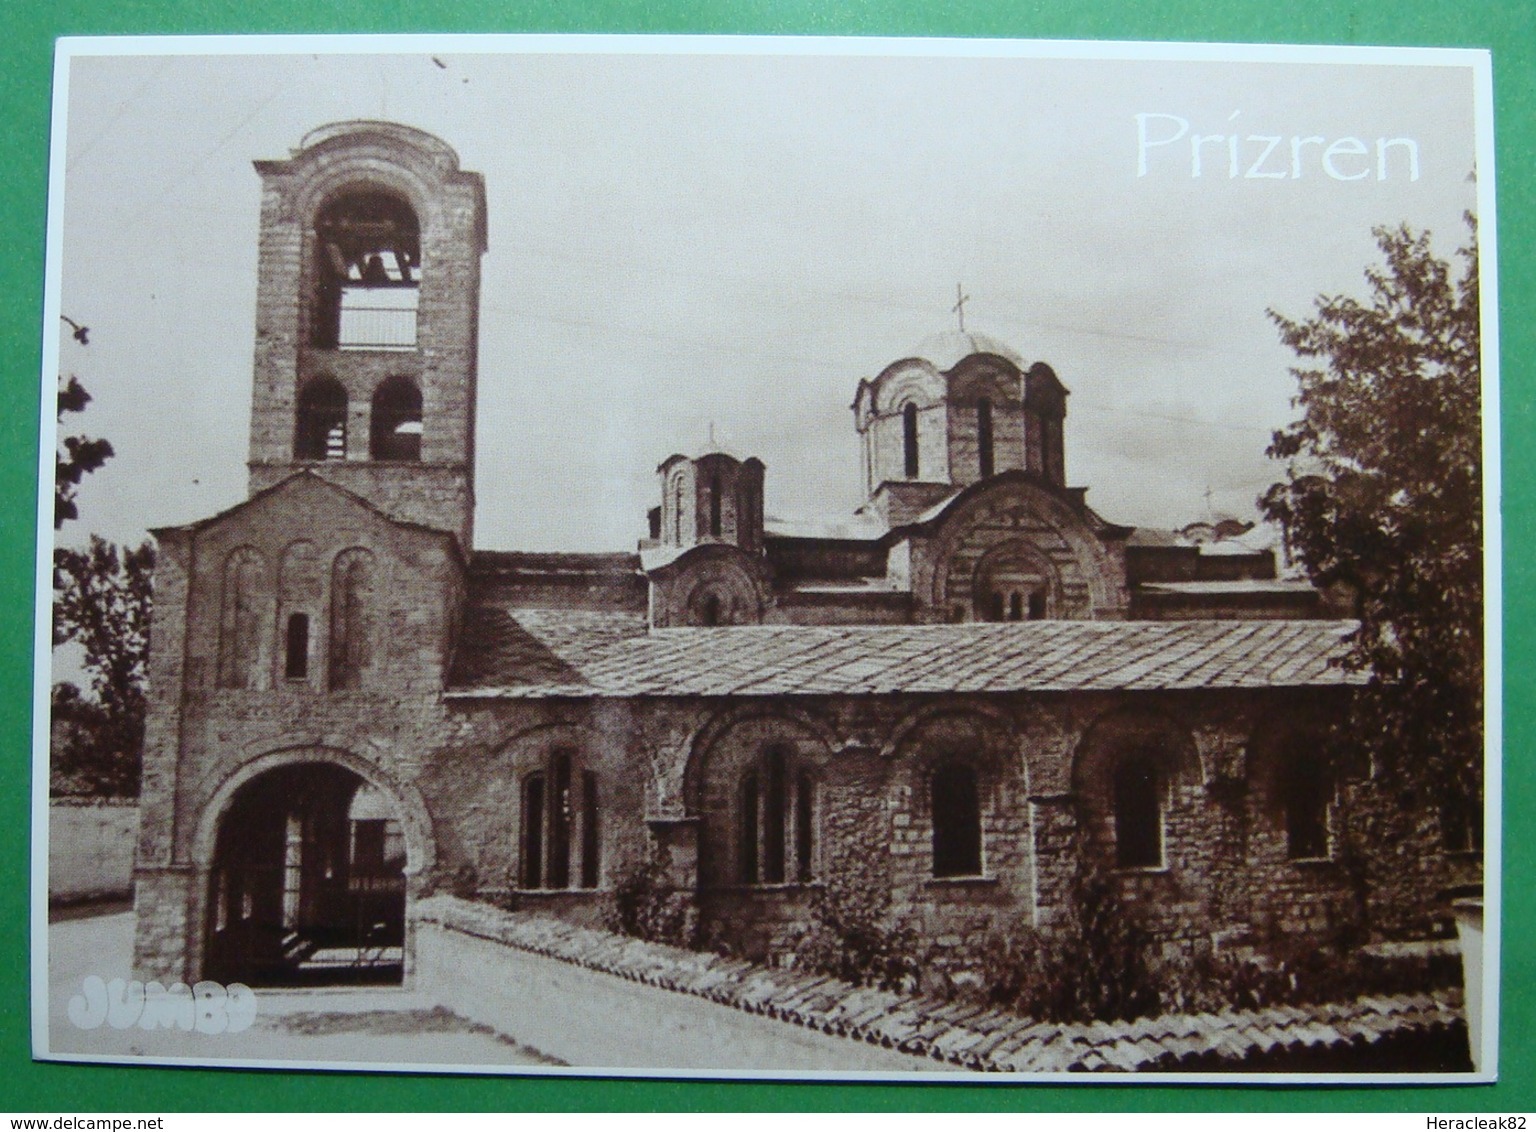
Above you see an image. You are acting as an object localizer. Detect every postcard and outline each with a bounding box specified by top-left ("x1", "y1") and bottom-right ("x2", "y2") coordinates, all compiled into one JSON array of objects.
[{"x1": 33, "y1": 35, "x2": 1499, "y2": 1081}]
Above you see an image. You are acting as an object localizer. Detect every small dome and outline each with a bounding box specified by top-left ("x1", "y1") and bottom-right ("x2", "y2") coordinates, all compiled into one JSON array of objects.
[{"x1": 910, "y1": 330, "x2": 1024, "y2": 371}]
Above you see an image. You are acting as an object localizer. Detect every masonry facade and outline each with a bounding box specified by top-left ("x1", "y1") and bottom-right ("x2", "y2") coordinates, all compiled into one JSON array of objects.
[{"x1": 130, "y1": 122, "x2": 1478, "y2": 988}]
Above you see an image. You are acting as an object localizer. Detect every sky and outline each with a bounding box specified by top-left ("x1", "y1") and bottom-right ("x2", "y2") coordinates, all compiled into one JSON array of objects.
[{"x1": 50, "y1": 42, "x2": 1483, "y2": 554}]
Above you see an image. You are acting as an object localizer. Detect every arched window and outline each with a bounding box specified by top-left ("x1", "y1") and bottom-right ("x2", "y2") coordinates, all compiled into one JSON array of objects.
[
  {"x1": 217, "y1": 548, "x2": 266, "y2": 689},
  {"x1": 903, "y1": 402, "x2": 920, "y2": 478},
  {"x1": 977, "y1": 398, "x2": 995, "y2": 478},
  {"x1": 369, "y1": 377, "x2": 422, "y2": 461},
  {"x1": 313, "y1": 191, "x2": 420, "y2": 351},
  {"x1": 671, "y1": 474, "x2": 685, "y2": 544},
  {"x1": 739, "y1": 746, "x2": 814, "y2": 884},
  {"x1": 328, "y1": 548, "x2": 374, "y2": 690},
  {"x1": 295, "y1": 378, "x2": 348, "y2": 461},
  {"x1": 520, "y1": 749, "x2": 600, "y2": 890},
  {"x1": 974, "y1": 544, "x2": 1054, "y2": 624},
  {"x1": 1283, "y1": 753, "x2": 1332, "y2": 859},
  {"x1": 709, "y1": 474, "x2": 722, "y2": 537},
  {"x1": 1114, "y1": 754, "x2": 1163, "y2": 868},
  {"x1": 931, "y1": 760, "x2": 982, "y2": 877},
  {"x1": 700, "y1": 593, "x2": 722, "y2": 627}
]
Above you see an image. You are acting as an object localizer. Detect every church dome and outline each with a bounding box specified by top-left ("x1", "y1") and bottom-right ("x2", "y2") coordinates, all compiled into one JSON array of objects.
[{"x1": 910, "y1": 329, "x2": 1024, "y2": 371}]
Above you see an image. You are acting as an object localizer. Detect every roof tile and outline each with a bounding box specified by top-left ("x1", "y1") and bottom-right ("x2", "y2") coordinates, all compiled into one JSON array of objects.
[{"x1": 449, "y1": 617, "x2": 1364, "y2": 699}]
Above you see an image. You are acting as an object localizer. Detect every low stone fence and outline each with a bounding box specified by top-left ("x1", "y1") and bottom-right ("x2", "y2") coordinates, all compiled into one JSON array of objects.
[
  {"x1": 48, "y1": 799, "x2": 137, "y2": 905},
  {"x1": 414, "y1": 896, "x2": 1468, "y2": 1074}
]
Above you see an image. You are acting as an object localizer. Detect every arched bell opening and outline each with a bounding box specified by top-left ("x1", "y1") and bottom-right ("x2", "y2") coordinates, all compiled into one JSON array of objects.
[
  {"x1": 311, "y1": 190, "x2": 421, "y2": 351},
  {"x1": 203, "y1": 762, "x2": 407, "y2": 987}
]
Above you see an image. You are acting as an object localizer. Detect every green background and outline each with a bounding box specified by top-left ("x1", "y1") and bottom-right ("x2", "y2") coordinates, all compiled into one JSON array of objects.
[{"x1": 2, "y1": 0, "x2": 1529, "y2": 1114}]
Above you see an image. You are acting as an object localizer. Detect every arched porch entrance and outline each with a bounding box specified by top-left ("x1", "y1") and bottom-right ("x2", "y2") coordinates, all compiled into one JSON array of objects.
[{"x1": 203, "y1": 762, "x2": 407, "y2": 986}]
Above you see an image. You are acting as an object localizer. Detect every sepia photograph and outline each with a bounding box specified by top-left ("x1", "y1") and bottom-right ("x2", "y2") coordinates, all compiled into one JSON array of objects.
[{"x1": 34, "y1": 36, "x2": 1498, "y2": 1080}]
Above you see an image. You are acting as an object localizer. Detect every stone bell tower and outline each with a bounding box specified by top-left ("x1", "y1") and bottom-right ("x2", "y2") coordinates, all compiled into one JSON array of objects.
[{"x1": 246, "y1": 121, "x2": 487, "y2": 551}]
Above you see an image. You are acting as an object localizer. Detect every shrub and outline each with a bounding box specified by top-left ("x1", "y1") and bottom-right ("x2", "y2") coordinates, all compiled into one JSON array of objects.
[
  {"x1": 1158, "y1": 933, "x2": 1462, "y2": 1015},
  {"x1": 790, "y1": 874, "x2": 920, "y2": 993},
  {"x1": 604, "y1": 855, "x2": 696, "y2": 947},
  {"x1": 980, "y1": 869, "x2": 1161, "y2": 1023}
]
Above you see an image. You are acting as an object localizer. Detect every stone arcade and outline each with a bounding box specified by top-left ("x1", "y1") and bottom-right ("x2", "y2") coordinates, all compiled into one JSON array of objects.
[{"x1": 131, "y1": 122, "x2": 1478, "y2": 988}]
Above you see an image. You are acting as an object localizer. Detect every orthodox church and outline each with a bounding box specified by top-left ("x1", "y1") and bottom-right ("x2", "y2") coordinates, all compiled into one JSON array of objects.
[{"x1": 129, "y1": 121, "x2": 1475, "y2": 987}]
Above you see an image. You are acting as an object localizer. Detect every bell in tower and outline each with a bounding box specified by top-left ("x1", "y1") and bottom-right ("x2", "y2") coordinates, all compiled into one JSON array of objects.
[{"x1": 246, "y1": 121, "x2": 488, "y2": 552}]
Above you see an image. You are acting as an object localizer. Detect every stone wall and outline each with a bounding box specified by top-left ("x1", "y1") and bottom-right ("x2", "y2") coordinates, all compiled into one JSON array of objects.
[{"x1": 49, "y1": 800, "x2": 138, "y2": 904}]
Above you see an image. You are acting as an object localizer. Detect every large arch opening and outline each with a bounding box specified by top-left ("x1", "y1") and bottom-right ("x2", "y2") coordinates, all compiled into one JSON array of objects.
[{"x1": 203, "y1": 762, "x2": 407, "y2": 987}]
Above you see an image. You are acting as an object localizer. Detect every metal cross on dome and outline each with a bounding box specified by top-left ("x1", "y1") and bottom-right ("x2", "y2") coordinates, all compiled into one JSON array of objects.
[{"x1": 952, "y1": 284, "x2": 971, "y2": 332}]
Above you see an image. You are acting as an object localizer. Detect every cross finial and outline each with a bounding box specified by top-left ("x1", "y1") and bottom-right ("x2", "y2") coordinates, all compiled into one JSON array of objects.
[{"x1": 952, "y1": 284, "x2": 970, "y2": 332}]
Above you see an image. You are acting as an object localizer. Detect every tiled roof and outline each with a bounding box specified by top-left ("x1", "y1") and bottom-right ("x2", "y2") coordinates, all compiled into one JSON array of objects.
[
  {"x1": 447, "y1": 615, "x2": 1363, "y2": 698},
  {"x1": 1138, "y1": 580, "x2": 1318, "y2": 595},
  {"x1": 448, "y1": 608, "x2": 648, "y2": 690},
  {"x1": 417, "y1": 897, "x2": 1465, "y2": 1074}
]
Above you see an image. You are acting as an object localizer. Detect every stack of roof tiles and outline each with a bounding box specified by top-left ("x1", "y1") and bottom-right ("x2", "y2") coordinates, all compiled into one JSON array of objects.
[{"x1": 417, "y1": 896, "x2": 1462, "y2": 1073}]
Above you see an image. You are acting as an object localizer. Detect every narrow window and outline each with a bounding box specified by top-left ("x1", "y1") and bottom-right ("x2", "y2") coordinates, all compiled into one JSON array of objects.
[
  {"x1": 284, "y1": 612, "x2": 310, "y2": 679},
  {"x1": 977, "y1": 398, "x2": 995, "y2": 478},
  {"x1": 1114, "y1": 755, "x2": 1163, "y2": 868},
  {"x1": 581, "y1": 771, "x2": 600, "y2": 889},
  {"x1": 701, "y1": 593, "x2": 722, "y2": 627},
  {"x1": 1283, "y1": 753, "x2": 1331, "y2": 859},
  {"x1": 795, "y1": 771, "x2": 814, "y2": 883},
  {"x1": 521, "y1": 774, "x2": 545, "y2": 888},
  {"x1": 295, "y1": 377, "x2": 348, "y2": 461},
  {"x1": 1008, "y1": 592, "x2": 1023, "y2": 621},
  {"x1": 903, "y1": 403, "x2": 920, "y2": 478},
  {"x1": 1028, "y1": 591, "x2": 1047, "y2": 620},
  {"x1": 369, "y1": 376, "x2": 422, "y2": 461},
  {"x1": 523, "y1": 756, "x2": 599, "y2": 891},
  {"x1": 987, "y1": 592, "x2": 1005, "y2": 622},
  {"x1": 548, "y1": 751, "x2": 572, "y2": 889},
  {"x1": 932, "y1": 762, "x2": 982, "y2": 877},
  {"x1": 672, "y1": 476, "x2": 684, "y2": 544},
  {"x1": 741, "y1": 748, "x2": 814, "y2": 885},
  {"x1": 709, "y1": 475, "x2": 722, "y2": 537},
  {"x1": 740, "y1": 772, "x2": 760, "y2": 884},
  {"x1": 763, "y1": 747, "x2": 787, "y2": 884}
]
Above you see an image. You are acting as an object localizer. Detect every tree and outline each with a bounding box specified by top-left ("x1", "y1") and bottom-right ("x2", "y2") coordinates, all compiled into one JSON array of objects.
[
  {"x1": 55, "y1": 374, "x2": 114, "y2": 530},
  {"x1": 52, "y1": 535, "x2": 155, "y2": 796},
  {"x1": 1261, "y1": 217, "x2": 1482, "y2": 816}
]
